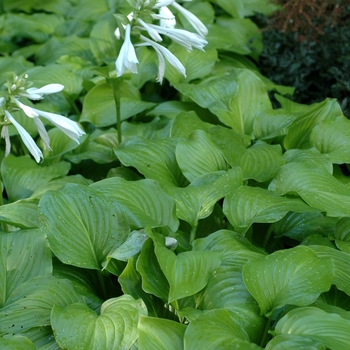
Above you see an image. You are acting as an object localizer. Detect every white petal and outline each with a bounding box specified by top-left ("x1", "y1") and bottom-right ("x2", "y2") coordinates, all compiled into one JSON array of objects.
[
  {"x1": 171, "y1": 2, "x2": 208, "y2": 36},
  {"x1": 159, "y1": 6, "x2": 176, "y2": 28},
  {"x1": 1, "y1": 126, "x2": 11, "y2": 157},
  {"x1": 153, "y1": 0, "x2": 175, "y2": 9},
  {"x1": 14, "y1": 98, "x2": 39, "y2": 118},
  {"x1": 137, "y1": 35, "x2": 186, "y2": 82},
  {"x1": 4, "y1": 110, "x2": 43, "y2": 163},
  {"x1": 33, "y1": 118, "x2": 52, "y2": 151},
  {"x1": 30, "y1": 108, "x2": 85, "y2": 143},
  {"x1": 115, "y1": 24, "x2": 139, "y2": 77},
  {"x1": 137, "y1": 18, "x2": 163, "y2": 41}
]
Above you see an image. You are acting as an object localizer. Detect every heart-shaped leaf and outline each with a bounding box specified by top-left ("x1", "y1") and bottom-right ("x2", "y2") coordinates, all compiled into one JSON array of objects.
[
  {"x1": 149, "y1": 231, "x2": 223, "y2": 303},
  {"x1": 176, "y1": 130, "x2": 228, "y2": 182},
  {"x1": 224, "y1": 186, "x2": 315, "y2": 232},
  {"x1": 39, "y1": 184, "x2": 130, "y2": 270},
  {"x1": 265, "y1": 334, "x2": 326, "y2": 350},
  {"x1": 0, "y1": 228, "x2": 51, "y2": 308},
  {"x1": 0, "y1": 276, "x2": 84, "y2": 334},
  {"x1": 51, "y1": 295, "x2": 147, "y2": 350},
  {"x1": 274, "y1": 307, "x2": 350, "y2": 350},
  {"x1": 242, "y1": 246, "x2": 333, "y2": 316},
  {"x1": 91, "y1": 177, "x2": 179, "y2": 232},
  {"x1": 138, "y1": 316, "x2": 186, "y2": 350}
]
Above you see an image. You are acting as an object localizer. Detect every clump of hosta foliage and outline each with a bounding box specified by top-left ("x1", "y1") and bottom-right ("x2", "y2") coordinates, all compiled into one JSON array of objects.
[{"x1": 1, "y1": 0, "x2": 350, "y2": 349}]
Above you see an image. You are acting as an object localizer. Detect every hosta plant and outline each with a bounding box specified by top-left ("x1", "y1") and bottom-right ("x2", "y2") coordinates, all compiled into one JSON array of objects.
[{"x1": 1, "y1": 0, "x2": 350, "y2": 349}]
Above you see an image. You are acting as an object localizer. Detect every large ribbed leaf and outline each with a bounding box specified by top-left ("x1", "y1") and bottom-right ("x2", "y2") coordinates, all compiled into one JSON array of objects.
[
  {"x1": 149, "y1": 231, "x2": 222, "y2": 303},
  {"x1": 80, "y1": 82, "x2": 155, "y2": 127},
  {"x1": 0, "y1": 276, "x2": 84, "y2": 334},
  {"x1": 269, "y1": 162, "x2": 350, "y2": 217},
  {"x1": 90, "y1": 177, "x2": 179, "y2": 232},
  {"x1": 242, "y1": 246, "x2": 333, "y2": 316},
  {"x1": 39, "y1": 184, "x2": 129, "y2": 269},
  {"x1": 183, "y1": 309, "x2": 262, "y2": 350},
  {"x1": 0, "y1": 335, "x2": 36, "y2": 349},
  {"x1": 310, "y1": 245, "x2": 350, "y2": 297},
  {"x1": 138, "y1": 316, "x2": 186, "y2": 350},
  {"x1": 0, "y1": 199, "x2": 39, "y2": 228},
  {"x1": 274, "y1": 307, "x2": 350, "y2": 350},
  {"x1": 165, "y1": 169, "x2": 242, "y2": 227},
  {"x1": 223, "y1": 186, "x2": 314, "y2": 232},
  {"x1": 283, "y1": 98, "x2": 342, "y2": 150},
  {"x1": 240, "y1": 142, "x2": 284, "y2": 181},
  {"x1": 0, "y1": 229, "x2": 52, "y2": 308},
  {"x1": 1, "y1": 155, "x2": 70, "y2": 202},
  {"x1": 310, "y1": 116, "x2": 350, "y2": 163},
  {"x1": 176, "y1": 130, "x2": 228, "y2": 182},
  {"x1": 265, "y1": 334, "x2": 326, "y2": 350},
  {"x1": 115, "y1": 137, "x2": 187, "y2": 187},
  {"x1": 253, "y1": 108, "x2": 297, "y2": 140},
  {"x1": 51, "y1": 296, "x2": 147, "y2": 350}
]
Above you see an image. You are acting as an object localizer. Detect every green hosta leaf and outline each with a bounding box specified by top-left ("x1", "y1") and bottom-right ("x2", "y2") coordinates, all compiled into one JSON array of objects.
[
  {"x1": 138, "y1": 316, "x2": 186, "y2": 350},
  {"x1": 149, "y1": 231, "x2": 223, "y2": 303},
  {"x1": 0, "y1": 276, "x2": 84, "y2": 334},
  {"x1": 310, "y1": 245, "x2": 350, "y2": 297},
  {"x1": 165, "y1": 169, "x2": 242, "y2": 227},
  {"x1": 283, "y1": 148, "x2": 333, "y2": 174},
  {"x1": 253, "y1": 109, "x2": 297, "y2": 140},
  {"x1": 209, "y1": 125, "x2": 250, "y2": 167},
  {"x1": 176, "y1": 130, "x2": 227, "y2": 182},
  {"x1": 165, "y1": 45, "x2": 217, "y2": 84},
  {"x1": 265, "y1": 334, "x2": 326, "y2": 350},
  {"x1": 193, "y1": 230, "x2": 265, "y2": 269},
  {"x1": 91, "y1": 177, "x2": 179, "y2": 231},
  {"x1": 310, "y1": 116, "x2": 350, "y2": 163},
  {"x1": 184, "y1": 309, "x2": 261, "y2": 350},
  {"x1": 3, "y1": 13, "x2": 64, "y2": 43},
  {"x1": 171, "y1": 111, "x2": 212, "y2": 139},
  {"x1": 51, "y1": 295, "x2": 147, "y2": 350},
  {"x1": 240, "y1": 142, "x2": 285, "y2": 181},
  {"x1": 34, "y1": 36, "x2": 93, "y2": 66},
  {"x1": 20, "y1": 326, "x2": 60, "y2": 350},
  {"x1": 274, "y1": 307, "x2": 350, "y2": 350},
  {"x1": 106, "y1": 230, "x2": 148, "y2": 263},
  {"x1": 242, "y1": 246, "x2": 333, "y2": 316},
  {"x1": 39, "y1": 184, "x2": 129, "y2": 270},
  {"x1": 213, "y1": 0, "x2": 244, "y2": 17},
  {"x1": 1, "y1": 155, "x2": 70, "y2": 202},
  {"x1": 115, "y1": 137, "x2": 187, "y2": 187},
  {"x1": 198, "y1": 265, "x2": 264, "y2": 343},
  {"x1": 269, "y1": 162, "x2": 350, "y2": 217},
  {"x1": 223, "y1": 186, "x2": 314, "y2": 232},
  {"x1": 283, "y1": 98, "x2": 343, "y2": 150},
  {"x1": 136, "y1": 238, "x2": 170, "y2": 301},
  {"x1": 0, "y1": 335, "x2": 36, "y2": 350},
  {"x1": 89, "y1": 12, "x2": 119, "y2": 64},
  {"x1": 0, "y1": 198, "x2": 39, "y2": 228},
  {"x1": 207, "y1": 19, "x2": 262, "y2": 59},
  {"x1": 271, "y1": 212, "x2": 336, "y2": 242},
  {"x1": 80, "y1": 81, "x2": 155, "y2": 127},
  {"x1": 0, "y1": 229, "x2": 52, "y2": 308},
  {"x1": 226, "y1": 69, "x2": 271, "y2": 136}
]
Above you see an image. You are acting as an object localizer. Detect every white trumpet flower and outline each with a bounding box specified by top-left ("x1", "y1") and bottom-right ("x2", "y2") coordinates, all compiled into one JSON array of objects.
[
  {"x1": 152, "y1": 6, "x2": 176, "y2": 28},
  {"x1": 4, "y1": 110, "x2": 43, "y2": 162},
  {"x1": 171, "y1": 2, "x2": 208, "y2": 36},
  {"x1": 153, "y1": 0, "x2": 175, "y2": 9},
  {"x1": 13, "y1": 98, "x2": 86, "y2": 144},
  {"x1": 137, "y1": 35, "x2": 186, "y2": 83},
  {"x1": 18, "y1": 84, "x2": 64, "y2": 100},
  {"x1": 115, "y1": 24, "x2": 139, "y2": 76}
]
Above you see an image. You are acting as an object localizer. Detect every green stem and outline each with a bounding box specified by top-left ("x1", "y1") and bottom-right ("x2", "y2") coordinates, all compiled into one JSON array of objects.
[
  {"x1": 62, "y1": 91, "x2": 80, "y2": 116},
  {"x1": 109, "y1": 78, "x2": 122, "y2": 144},
  {"x1": 259, "y1": 315, "x2": 272, "y2": 347},
  {"x1": 97, "y1": 270, "x2": 108, "y2": 300},
  {"x1": 190, "y1": 225, "x2": 197, "y2": 243},
  {"x1": 262, "y1": 225, "x2": 273, "y2": 249}
]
